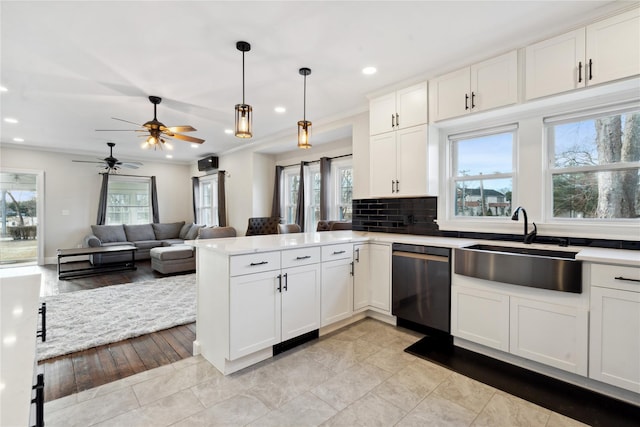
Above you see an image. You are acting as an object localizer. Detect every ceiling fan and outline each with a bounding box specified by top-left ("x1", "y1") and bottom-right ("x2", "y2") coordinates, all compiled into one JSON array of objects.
[
  {"x1": 72, "y1": 142, "x2": 143, "y2": 172},
  {"x1": 96, "y1": 95, "x2": 205, "y2": 150}
]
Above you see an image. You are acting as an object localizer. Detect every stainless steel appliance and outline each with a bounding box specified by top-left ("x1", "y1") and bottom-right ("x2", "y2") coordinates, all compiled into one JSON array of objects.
[{"x1": 392, "y1": 243, "x2": 451, "y2": 333}]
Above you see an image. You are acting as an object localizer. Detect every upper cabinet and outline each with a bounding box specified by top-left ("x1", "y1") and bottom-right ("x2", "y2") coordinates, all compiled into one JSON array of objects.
[
  {"x1": 429, "y1": 50, "x2": 519, "y2": 122},
  {"x1": 526, "y1": 7, "x2": 639, "y2": 100},
  {"x1": 369, "y1": 82, "x2": 428, "y2": 135}
]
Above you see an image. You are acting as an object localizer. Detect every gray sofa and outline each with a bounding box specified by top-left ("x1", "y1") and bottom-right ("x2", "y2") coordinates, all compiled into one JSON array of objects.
[{"x1": 84, "y1": 222, "x2": 204, "y2": 265}]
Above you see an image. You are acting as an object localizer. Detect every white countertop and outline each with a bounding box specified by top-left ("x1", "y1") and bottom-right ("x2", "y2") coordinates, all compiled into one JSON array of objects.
[
  {"x1": 0, "y1": 270, "x2": 42, "y2": 427},
  {"x1": 193, "y1": 230, "x2": 639, "y2": 266}
]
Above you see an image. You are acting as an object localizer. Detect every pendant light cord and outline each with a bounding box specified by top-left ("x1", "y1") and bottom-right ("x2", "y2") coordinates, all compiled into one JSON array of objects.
[
  {"x1": 242, "y1": 51, "x2": 246, "y2": 104},
  {"x1": 303, "y1": 74, "x2": 306, "y2": 121}
]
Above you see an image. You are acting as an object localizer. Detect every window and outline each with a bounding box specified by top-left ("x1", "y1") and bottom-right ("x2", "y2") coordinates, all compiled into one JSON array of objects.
[
  {"x1": 547, "y1": 106, "x2": 640, "y2": 219},
  {"x1": 450, "y1": 126, "x2": 516, "y2": 217},
  {"x1": 283, "y1": 167, "x2": 300, "y2": 224},
  {"x1": 308, "y1": 165, "x2": 321, "y2": 227},
  {"x1": 332, "y1": 159, "x2": 353, "y2": 220},
  {"x1": 106, "y1": 176, "x2": 151, "y2": 225},
  {"x1": 198, "y1": 174, "x2": 218, "y2": 226}
]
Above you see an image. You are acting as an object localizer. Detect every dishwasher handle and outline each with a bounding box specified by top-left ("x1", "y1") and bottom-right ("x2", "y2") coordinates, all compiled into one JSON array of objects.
[{"x1": 393, "y1": 251, "x2": 449, "y2": 263}]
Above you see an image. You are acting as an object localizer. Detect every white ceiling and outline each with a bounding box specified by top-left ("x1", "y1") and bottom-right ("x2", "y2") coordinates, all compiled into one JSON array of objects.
[{"x1": 0, "y1": 0, "x2": 629, "y2": 164}]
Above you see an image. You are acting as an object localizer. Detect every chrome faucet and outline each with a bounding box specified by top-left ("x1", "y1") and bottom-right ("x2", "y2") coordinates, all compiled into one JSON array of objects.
[{"x1": 511, "y1": 206, "x2": 537, "y2": 244}]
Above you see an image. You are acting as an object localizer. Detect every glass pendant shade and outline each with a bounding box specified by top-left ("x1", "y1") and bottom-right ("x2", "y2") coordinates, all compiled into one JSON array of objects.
[
  {"x1": 234, "y1": 41, "x2": 252, "y2": 139},
  {"x1": 235, "y1": 103, "x2": 252, "y2": 138},
  {"x1": 297, "y1": 120, "x2": 312, "y2": 149}
]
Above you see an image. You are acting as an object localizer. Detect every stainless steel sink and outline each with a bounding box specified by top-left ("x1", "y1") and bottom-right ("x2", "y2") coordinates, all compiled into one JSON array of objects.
[{"x1": 454, "y1": 244, "x2": 582, "y2": 293}]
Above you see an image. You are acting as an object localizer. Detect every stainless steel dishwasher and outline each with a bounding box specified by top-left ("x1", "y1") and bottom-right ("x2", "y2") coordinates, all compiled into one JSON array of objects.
[{"x1": 392, "y1": 243, "x2": 451, "y2": 334}]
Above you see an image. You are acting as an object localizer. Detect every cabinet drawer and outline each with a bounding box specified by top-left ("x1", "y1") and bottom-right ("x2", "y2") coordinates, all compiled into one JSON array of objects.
[
  {"x1": 322, "y1": 243, "x2": 353, "y2": 261},
  {"x1": 590, "y1": 264, "x2": 640, "y2": 290},
  {"x1": 281, "y1": 246, "x2": 321, "y2": 269},
  {"x1": 230, "y1": 251, "x2": 281, "y2": 276}
]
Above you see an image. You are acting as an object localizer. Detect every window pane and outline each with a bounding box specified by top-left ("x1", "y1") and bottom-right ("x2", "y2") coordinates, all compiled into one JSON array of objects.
[
  {"x1": 106, "y1": 178, "x2": 151, "y2": 224},
  {"x1": 455, "y1": 132, "x2": 513, "y2": 176},
  {"x1": 455, "y1": 179, "x2": 512, "y2": 217},
  {"x1": 552, "y1": 169, "x2": 640, "y2": 218},
  {"x1": 552, "y1": 112, "x2": 640, "y2": 168}
]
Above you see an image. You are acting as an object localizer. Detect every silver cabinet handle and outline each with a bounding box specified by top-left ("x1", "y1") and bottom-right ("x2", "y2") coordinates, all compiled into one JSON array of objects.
[
  {"x1": 333, "y1": 250, "x2": 346, "y2": 255},
  {"x1": 391, "y1": 114, "x2": 395, "y2": 128},
  {"x1": 355, "y1": 248, "x2": 360, "y2": 262},
  {"x1": 391, "y1": 180, "x2": 395, "y2": 193},
  {"x1": 395, "y1": 113, "x2": 399, "y2": 127},
  {"x1": 350, "y1": 261, "x2": 354, "y2": 276},
  {"x1": 395, "y1": 180, "x2": 399, "y2": 193}
]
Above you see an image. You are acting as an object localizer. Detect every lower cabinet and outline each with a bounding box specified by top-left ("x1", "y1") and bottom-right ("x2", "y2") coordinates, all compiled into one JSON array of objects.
[
  {"x1": 589, "y1": 263, "x2": 640, "y2": 393},
  {"x1": 510, "y1": 297, "x2": 588, "y2": 376},
  {"x1": 451, "y1": 283, "x2": 588, "y2": 375},
  {"x1": 451, "y1": 285, "x2": 510, "y2": 352},
  {"x1": 281, "y1": 264, "x2": 321, "y2": 341},
  {"x1": 353, "y1": 243, "x2": 392, "y2": 313},
  {"x1": 321, "y1": 257, "x2": 354, "y2": 327}
]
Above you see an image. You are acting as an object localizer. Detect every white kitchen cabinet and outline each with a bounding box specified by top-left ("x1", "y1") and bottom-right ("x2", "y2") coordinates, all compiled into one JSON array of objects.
[
  {"x1": 589, "y1": 264, "x2": 640, "y2": 393},
  {"x1": 281, "y1": 263, "x2": 321, "y2": 342},
  {"x1": 370, "y1": 125, "x2": 428, "y2": 197},
  {"x1": 353, "y1": 243, "x2": 392, "y2": 313},
  {"x1": 510, "y1": 297, "x2": 588, "y2": 375},
  {"x1": 369, "y1": 82, "x2": 427, "y2": 135},
  {"x1": 230, "y1": 270, "x2": 281, "y2": 360},
  {"x1": 321, "y1": 244, "x2": 354, "y2": 326},
  {"x1": 429, "y1": 50, "x2": 518, "y2": 122},
  {"x1": 451, "y1": 284, "x2": 510, "y2": 352},
  {"x1": 525, "y1": 7, "x2": 639, "y2": 100}
]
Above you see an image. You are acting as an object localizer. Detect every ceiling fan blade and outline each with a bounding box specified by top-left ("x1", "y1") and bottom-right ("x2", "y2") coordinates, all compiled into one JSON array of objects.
[
  {"x1": 167, "y1": 125, "x2": 197, "y2": 133},
  {"x1": 121, "y1": 163, "x2": 141, "y2": 169},
  {"x1": 112, "y1": 117, "x2": 144, "y2": 127},
  {"x1": 170, "y1": 133, "x2": 205, "y2": 144},
  {"x1": 72, "y1": 160, "x2": 107, "y2": 164},
  {"x1": 95, "y1": 129, "x2": 140, "y2": 131}
]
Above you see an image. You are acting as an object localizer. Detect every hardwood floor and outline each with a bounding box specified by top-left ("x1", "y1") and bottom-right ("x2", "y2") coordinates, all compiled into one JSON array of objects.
[{"x1": 28, "y1": 260, "x2": 196, "y2": 402}]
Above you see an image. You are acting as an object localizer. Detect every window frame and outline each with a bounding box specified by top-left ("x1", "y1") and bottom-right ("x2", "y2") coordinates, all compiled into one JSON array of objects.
[
  {"x1": 331, "y1": 158, "x2": 353, "y2": 221},
  {"x1": 105, "y1": 175, "x2": 152, "y2": 225},
  {"x1": 282, "y1": 166, "x2": 300, "y2": 225},
  {"x1": 198, "y1": 174, "x2": 218, "y2": 227},
  {"x1": 544, "y1": 103, "x2": 640, "y2": 223}
]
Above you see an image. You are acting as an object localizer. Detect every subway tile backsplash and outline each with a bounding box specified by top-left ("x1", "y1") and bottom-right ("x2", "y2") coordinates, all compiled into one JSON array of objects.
[{"x1": 351, "y1": 197, "x2": 639, "y2": 250}]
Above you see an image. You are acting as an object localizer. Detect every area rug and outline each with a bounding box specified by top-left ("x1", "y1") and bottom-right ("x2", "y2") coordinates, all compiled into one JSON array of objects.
[{"x1": 36, "y1": 274, "x2": 196, "y2": 361}]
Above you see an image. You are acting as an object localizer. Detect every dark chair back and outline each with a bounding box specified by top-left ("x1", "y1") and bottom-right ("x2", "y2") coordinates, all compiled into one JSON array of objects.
[
  {"x1": 330, "y1": 221, "x2": 352, "y2": 231},
  {"x1": 246, "y1": 217, "x2": 280, "y2": 236},
  {"x1": 278, "y1": 223, "x2": 302, "y2": 234},
  {"x1": 197, "y1": 226, "x2": 237, "y2": 239}
]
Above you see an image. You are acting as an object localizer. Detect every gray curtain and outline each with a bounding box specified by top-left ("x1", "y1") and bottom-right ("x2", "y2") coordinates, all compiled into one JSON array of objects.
[
  {"x1": 295, "y1": 162, "x2": 306, "y2": 231},
  {"x1": 271, "y1": 165, "x2": 284, "y2": 219},
  {"x1": 217, "y1": 171, "x2": 227, "y2": 227},
  {"x1": 96, "y1": 173, "x2": 109, "y2": 225},
  {"x1": 319, "y1": 157, "x2": 331, "y2": 220},
  {"x1": 192, "y1": 177, "x2": 200, "y2": 223},
  {"x1": 150, "y1": 176, "x2": 159, "y2": 223}
]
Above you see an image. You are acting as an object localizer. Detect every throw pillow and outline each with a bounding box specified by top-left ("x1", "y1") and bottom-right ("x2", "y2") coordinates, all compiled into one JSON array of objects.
[
  {"x1": 91, "y1": 225, "x2": 127, "y2": 243},
  {"x1": 152, "y1": 221, "x2": 185, "y2": 240},
  {"x1": 124, "y1": 224, "x2": 155, "y2": 241},
  {"x1": 179, "y1": 222, "x2": 193, "y2": 239},
  {"x1": 185, "y1": 224, "x2": 204, "y2": 240}
]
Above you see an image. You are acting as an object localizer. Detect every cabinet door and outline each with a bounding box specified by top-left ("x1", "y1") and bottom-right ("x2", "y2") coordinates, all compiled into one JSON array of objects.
[
  {"x1": 396, "y1": 125, "x2": 428, "y2": 197},
  {"x1": 281, "y1": 264, "x2": 321, "y2": 342},
  {"x1": 369, "y1": 243, "x2": 391, "y2": 312},
  {"x1": 471, "y1": 50, "x2": 518, "y2": 112},
  {"x1": 451, "y1": 285, "x2": 509, "y2": 351},
  {"x1": 353, "y1": 244, "x2": 370, "y2": 311},
  {"x1": 525, "y1": 28, "x2": 586, "y2": 100},
  {"x1": 370, "y1": 132, "x2": 397, "y2": 197},
  {"x1": 230, "y1": 271, "x2": 281, "y2": 360},
  {"x1": 510, "y1": 297, "x2": 588, "y2": 375},
  {"x1": 589, "y1": 286, "x2": 640, "y2": 393},
  {"x1": 586, "y1": 7, "x2": 640, "y2": 86},
  {"x1": 396, "y1": 82, "x2": 428, "y2": 130},
  {"x1": 369, "y1": 92, "x2": 396, "y2": 135},
  {"x1": 429, "y1": 67, "x2": 470, "y2": 121},
  {"x1": 321, "y1": 258, "x2": 354, "y2": 326}
]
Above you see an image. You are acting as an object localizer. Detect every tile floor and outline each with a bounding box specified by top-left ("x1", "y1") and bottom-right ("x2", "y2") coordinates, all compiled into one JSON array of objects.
[{"x1": 44, "y1": 319, "x2": 588, "y2": 427}]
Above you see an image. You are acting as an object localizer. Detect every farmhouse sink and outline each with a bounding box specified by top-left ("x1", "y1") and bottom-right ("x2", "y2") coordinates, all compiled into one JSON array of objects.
[{"x1": 454, "y1": 244, "x2": 582, "y2": 293}]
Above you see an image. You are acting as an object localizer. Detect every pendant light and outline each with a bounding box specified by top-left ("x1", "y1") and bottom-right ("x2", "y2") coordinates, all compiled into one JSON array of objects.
[
  {"x1": 235, "y1": 41, "x2": 252, "y2": 138},
  {"x1": 297, "y1": 67, "x2": 312, "y2": 149}
]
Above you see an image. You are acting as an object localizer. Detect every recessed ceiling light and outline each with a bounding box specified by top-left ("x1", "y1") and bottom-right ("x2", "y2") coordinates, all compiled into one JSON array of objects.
[
  {"x1": 4, "y1": 118, "x2": 18, "y2": 124},
  {"x1": 274, "y1": 106, "x2": 286, "y2": 113},
  {"x1": 0, "y1": 86, "x2": 7, "y2": 92},
  {"x1": 13, "y1": 137, "x2": 24, "y2": 142},
  {"x1": 191, "y1": 143, "x2": 199, "y2": 148},
  {"x1": 165, "y1": 154, "x2": 173, "y2": 159},
  {"x1": 224, "y1": 129, "x2": 233, "y2": 135},
  {"x1": 362, "y1": 66, "x2": 377, "y2": 75}
]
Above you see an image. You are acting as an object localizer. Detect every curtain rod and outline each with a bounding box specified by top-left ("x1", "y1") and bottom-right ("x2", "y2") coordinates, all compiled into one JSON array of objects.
[
  {"x1": 99, "y1": 172, "x2": 154, "y2": 178},
  {"x1": 281, "y1": 153, "x2": 352, "y2": 169}
]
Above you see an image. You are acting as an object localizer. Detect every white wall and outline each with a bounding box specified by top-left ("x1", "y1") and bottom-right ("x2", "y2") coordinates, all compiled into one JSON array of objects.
[{"x1": 1, "y1": 147, "x2": 193, "y2": 263}]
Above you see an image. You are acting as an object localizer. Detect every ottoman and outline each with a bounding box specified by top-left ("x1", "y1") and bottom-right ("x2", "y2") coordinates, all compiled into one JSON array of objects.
[{"x1": 150, "y1": 245, "x2": 195, "y2": 274}]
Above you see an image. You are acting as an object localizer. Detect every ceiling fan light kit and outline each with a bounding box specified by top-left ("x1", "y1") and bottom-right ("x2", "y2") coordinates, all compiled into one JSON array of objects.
[
  {"x1": 297, "y1": 67, "x2": 312, "y2": 149},
  {"x1": 235, "y1": 41, "x2": 253, "y2": 139}
]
